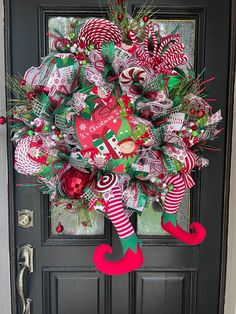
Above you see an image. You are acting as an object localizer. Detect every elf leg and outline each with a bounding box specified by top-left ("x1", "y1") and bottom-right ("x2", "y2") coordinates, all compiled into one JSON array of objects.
[
  {"x1": 93, "y1": 184, "x2": 144, "y2": 275},
  {"x1": 161, "y1": 174, "x2": 206, "y2": 245}
]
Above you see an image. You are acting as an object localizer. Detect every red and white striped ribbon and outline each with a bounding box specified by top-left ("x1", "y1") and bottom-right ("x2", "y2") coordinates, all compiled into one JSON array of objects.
[
  {"x1": 107, "y1": 185, "x2": 134, "y2": 239},
  {"x1": 144, "y1": 23, "x2": 158, "y2": 56},
  {"x1": 162, "y1": 43, "x2": 184, "y2": 58},
  {"x1": 157, "y1": 34, "x2": 180, "y2": 57}
]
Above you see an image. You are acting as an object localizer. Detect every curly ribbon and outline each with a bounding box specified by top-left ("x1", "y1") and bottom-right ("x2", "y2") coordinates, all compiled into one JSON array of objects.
[{"x1": 129, "y1": 23, "x2": 188, "y2": 75}]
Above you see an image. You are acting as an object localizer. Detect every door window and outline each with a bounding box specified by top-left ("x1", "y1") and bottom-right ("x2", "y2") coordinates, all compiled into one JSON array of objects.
[
  {"x1": 47, "y1": 16, "x2": 196, "y2": 237},
  {"x1": 48, "y1": 16, "x2": 105, "y2": 236}
]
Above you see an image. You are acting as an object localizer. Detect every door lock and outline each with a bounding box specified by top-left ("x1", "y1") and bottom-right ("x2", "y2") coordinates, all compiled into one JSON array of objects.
[{"x1": 18, "y1": 209, "x2": 33, "y2": 228}]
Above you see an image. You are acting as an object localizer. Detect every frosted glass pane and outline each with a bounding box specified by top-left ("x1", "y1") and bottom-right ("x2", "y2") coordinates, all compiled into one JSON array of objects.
[
  {"x1": 50, "y1": 200, "x2": 104, "y2": 236},
  {"x1": 48, "y1": 17, "x2": 104, "y2": 236},
  {"x1": 137, "y1": 191, "x2": 191, "y2": 236}
]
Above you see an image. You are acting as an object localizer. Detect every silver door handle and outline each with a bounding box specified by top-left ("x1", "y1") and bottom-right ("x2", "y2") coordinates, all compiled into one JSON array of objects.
[{"x1": 16, "y1": 245, "x2": 34, "y2": 314}]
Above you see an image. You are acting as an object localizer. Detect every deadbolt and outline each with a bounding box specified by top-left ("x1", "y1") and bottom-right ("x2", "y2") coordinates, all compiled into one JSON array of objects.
[{"x1": 18, "y1": 209, "x2": 33, "y2": 228}]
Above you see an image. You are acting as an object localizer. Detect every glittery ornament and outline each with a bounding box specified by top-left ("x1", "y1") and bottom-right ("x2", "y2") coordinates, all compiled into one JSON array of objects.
[
  {"x1": 0, "y1": 116, "x2": 6, "y2": 125},
  {"x1": 60, "y1": 168, "x2": 93, "y2": 199},
  {"x1": 56, "y1": 222, "x2": 64, "y2": 233}
]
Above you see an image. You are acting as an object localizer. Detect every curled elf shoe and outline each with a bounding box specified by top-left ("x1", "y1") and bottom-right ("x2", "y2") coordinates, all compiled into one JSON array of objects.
[
  {"x1": 161, "y1": 212, "x2": 206, "y2": 245},
  {"x1": 93, "y1": 234, "x2": 144, "y2": 275}
]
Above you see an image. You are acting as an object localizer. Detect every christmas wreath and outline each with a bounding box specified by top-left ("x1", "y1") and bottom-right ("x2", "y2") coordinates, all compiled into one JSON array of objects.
[{"x1": 2, "y1": 1, "x2": 222, "y2": 275}]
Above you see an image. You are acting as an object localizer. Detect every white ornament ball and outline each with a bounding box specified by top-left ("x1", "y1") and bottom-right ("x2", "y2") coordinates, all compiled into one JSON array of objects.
[{"x1": 70, "y1": 46, "x2": 77, "y2": 53}]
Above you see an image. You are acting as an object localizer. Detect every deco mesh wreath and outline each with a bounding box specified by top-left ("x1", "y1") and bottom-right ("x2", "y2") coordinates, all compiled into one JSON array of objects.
[{"x1": 3, "y1": 2, "x2": 222, "y2": 275}]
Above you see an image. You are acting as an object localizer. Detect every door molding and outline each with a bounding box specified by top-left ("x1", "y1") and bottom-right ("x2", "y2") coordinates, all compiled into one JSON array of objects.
[
  {"x1": 0, "y1": 0, "x2": 11, "y2": 312},
  {"x1": 2, "y1": 1, "x2": 236, "y2": 314},
  {"x1": 222, "y1": 0, "x2": 236, "y2": 312}
]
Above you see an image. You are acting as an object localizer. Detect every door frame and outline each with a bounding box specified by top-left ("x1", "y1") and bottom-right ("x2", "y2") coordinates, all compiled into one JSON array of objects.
[{"x1": 1, "y1": 0, "x2": 235, "y2": 313}]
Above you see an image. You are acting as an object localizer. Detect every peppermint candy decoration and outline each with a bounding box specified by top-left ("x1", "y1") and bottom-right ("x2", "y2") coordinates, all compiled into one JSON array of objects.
[
  {"x1": 14, "y1": 136, "x2": 43, "y2": 175},
  {"x1": 78, "y1": 18, "x2": 122, "y2": 49},
  {"x1": 94, "y1": 173, "x2": 118, "y2": 192},
  {"x1": 119, "y1": 67, "x2": 147, "y2": 86}
]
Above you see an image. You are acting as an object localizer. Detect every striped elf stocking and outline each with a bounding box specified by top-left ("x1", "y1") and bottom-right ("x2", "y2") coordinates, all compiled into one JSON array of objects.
[
  {"x1": 93, "y1": 174, "x2": 143, "y2": 275},
  {"x1": 161, "y1": 151, "x2": 206, "y2": 245}
]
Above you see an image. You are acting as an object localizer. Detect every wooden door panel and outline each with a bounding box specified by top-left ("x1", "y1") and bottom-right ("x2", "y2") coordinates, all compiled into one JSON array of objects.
[
  {"x1": 43, "y1": 269, "x2": 106, "y2": 314},
  {"x1": 135, "y1": 271, "x2": 196, "y2": 314}
]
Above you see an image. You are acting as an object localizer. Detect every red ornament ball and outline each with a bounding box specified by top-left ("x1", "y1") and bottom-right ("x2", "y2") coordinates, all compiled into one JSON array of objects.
[
  {"x1": 19, "y1": 79, "x2": 26, "y2": 86},
  {"x1": 0, "y1": 116, "x2": 6, "y2": 125},
  {"x1": 70, "y1": 23, "x2": 75, "y2": 28},
  {"x1": 189, "y1": 108, "x2": 195, "y2": 116},
  {"x1": 127, "y1": 30, "x2": 134, "y2": 40},
  {"x1": 56, "y1": 222, "x2": 64, "y2": 233},
  {"x1": 66, "y1": 203, "x2": 72, "y2": 209},
  {"x1": 34, "y1": 126, "x2": 42, "y2": 132},
  {"x1": 197, "y1": 110, "x2": 205, "y2": 118},
  {"x1": 82, "y1": 221, "x2": 88, "y2": 227},
  {"x1": 118, "y1": 13, "x2": 124, "y2": 21},
  {"x1": 142, "y1": 15, "x2": 149, "y2": 23},
  {"x1": 76, "y1": 53, "x2": 84, "y2": 61},
  {"x1": 191, "y1": 124, "x2": 198, "y2": 131},
  {"x1": 183, "y1": 137, "x2": 189, "y2": 144},
  {"x1": 60, "y1": 167, "x2": 93, "y2": 199},
  {"x1": 27, "y1": 92, "x2": 35, "y2": 100},
  {"x1": 55, "y1": 130, "x2": 61, "y2": 136}
]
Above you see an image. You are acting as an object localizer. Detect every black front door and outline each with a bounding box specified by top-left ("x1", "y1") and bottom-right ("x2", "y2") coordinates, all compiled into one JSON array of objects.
[{"x1": 6, "y1": 0, "x2": 233, "y2": 313}]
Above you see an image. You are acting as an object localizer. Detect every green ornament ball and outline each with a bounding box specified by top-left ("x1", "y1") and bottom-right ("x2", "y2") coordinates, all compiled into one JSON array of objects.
[
  {"x1": 192, "y1": 131, "x2": 199, "y2": 137},
  {"x1": 43, "y1": 126, "x2": 49, "y2": 132},
  {"x1": 69, "y1": 32, "x2": 76, "y2": 39},
  {"x1": 27, "y1": 130, "x2": 34, "y2": 136}
]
